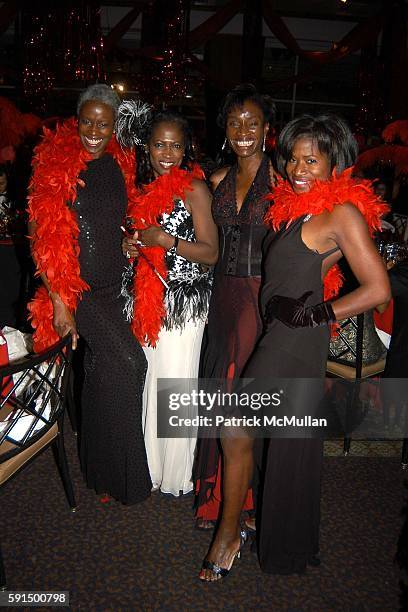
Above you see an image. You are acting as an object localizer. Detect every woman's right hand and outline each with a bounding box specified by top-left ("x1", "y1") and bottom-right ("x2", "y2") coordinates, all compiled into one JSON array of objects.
[
  {"x1": 51, "y1": 295, "x2": 79, "y2": 350},
  {"x1": 122, "y1": 232, "x2": 139, "y2": 260}
]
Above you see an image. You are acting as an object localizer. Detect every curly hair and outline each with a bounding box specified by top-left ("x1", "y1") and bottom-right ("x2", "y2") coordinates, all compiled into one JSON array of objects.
[
  {"x1": 275, "y1": 113, "x2": 358, "y2": 177},
  {"x1": 77, "y1": 84, "x2": 121, "y2": 118},
  {"x1": 136, "y1": 110, "x2": 195, "y2": 186}
]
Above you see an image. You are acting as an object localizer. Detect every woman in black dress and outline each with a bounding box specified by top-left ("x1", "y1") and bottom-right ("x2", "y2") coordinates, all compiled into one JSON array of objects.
[
  {"x1": 28, "y1": 84, "x2": 151, "y2": 504},
  {"x1": 199, "y1": 114, "x2": 390, "y2": 580},
  {"x1": 194, "y1": 84, "x2": 275, "y2": 528}
]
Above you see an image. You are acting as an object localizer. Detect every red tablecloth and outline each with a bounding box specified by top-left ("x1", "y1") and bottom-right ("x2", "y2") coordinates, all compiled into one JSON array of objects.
[
  {"x1": 373, "y1": 300, "x2": 394, "y2": 335},
  {"x1": 0, "y1": 330, "x2": 13, "y2": 397}
]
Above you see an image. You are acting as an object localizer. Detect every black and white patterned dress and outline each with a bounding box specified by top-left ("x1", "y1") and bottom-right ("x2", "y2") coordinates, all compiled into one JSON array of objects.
[
  {"x1": 142, "y1": 197, "x2": 212, "y2": 495},
  {"x1": 162, "y1": 198, "x2": 212, "y2": 330}
]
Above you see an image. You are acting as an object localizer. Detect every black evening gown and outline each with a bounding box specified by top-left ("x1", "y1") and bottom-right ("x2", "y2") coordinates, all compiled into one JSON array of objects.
[
  {"x1": 244, "y1": 216, "x2": 338, "y2": 574},
  {"x1": 75, "y1": 154, "x2": 151, "y2": 504}
]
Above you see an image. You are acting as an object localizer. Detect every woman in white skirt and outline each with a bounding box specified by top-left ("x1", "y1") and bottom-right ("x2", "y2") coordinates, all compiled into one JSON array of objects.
[{"x1": 119, "y1": 106, "x2": 218, "y2": 495}]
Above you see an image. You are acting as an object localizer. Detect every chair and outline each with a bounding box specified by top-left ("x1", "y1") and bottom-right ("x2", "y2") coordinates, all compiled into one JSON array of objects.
[
  {"x1": 392, "y1": 213, "x2": 408, "y2": 242},
  {"x1": 326, "y1": 311, "x2": 388, "y2": 456},
  {"x1": 402, "y1": 439, "x2": 408, "y2": 469},
  {"x1": 327, "y1": 313, "x2": 386, "y2": 380},
  {"x1": 0, "y1": 335, "x2": 77, "y2": 590}
]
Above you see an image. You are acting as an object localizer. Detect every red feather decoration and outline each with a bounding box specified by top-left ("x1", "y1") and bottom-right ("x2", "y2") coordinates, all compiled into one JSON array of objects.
[
  {"x1": 128, "y1": 164, "x2": 204, "y2": 347},
  {"x1": 264, "y1": 168, "x2": 388, "y2": 301},
  {"x1": 28, "y1": 118, "x2": 138, "y2": 352},
  {"x1": 382, "y1": 120, "x2": 408, "y2": 145},
  {"x1": 0, "y1": 97, "x2": 41, "y2": 150},
  {"x1": 354, "y1": 144, "x2": 408, "y2": 176}
]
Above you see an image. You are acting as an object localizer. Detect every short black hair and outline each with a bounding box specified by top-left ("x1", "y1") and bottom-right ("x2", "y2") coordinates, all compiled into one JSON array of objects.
[
  {"x1": 136, "y1": 110, "x2": 195, "y2": 186},
  {"x1": 275, "y1": 113, "x2": 358, "y2": 177},
  {"x1": 217, "y1": 83, "x2": 275, "y2": 129}
]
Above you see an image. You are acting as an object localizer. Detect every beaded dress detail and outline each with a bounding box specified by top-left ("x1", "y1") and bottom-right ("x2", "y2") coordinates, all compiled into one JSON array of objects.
[
  {"x1": 75, "y1": 154, "x2": 151, "y2": 504},
  {"x1": 161, "y1": 197, "x2": 212, "y2": 330}
]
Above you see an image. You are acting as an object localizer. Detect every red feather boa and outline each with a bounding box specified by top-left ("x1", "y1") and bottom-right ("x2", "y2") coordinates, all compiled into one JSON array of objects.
[
  {"x1": 127, "y1": 164, "x2": 204, "y2": 347},
  {"x1": 264, "y1": 168, "x2": 388, "y2": 301},
  {"x1": 28, "y1": 118, "x2": 139, "y2": 352}
]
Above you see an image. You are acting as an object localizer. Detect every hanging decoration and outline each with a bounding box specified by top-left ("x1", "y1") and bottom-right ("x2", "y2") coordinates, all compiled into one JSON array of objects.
[
  {"x1": 88, "y1": 0, "x2": 388, "y2": 99},
  {"x1": 160, "y1": 0, "x2": 189, "y2": 100},
  {"x1": 22, "y1": 3, "x2": 105, "y2": 113},
  {"x1": 19, "y1": 0, "x2": 391, "y2": 111},
  {"x1": 61, "y1": 1, "x2": 105, "y2": 83},
  {"x1": 22, "y1": 8, "x2": 55, "y2": 112},
  {"x1": 354, "y1": 44, "x2": 384, "y2": 139}
]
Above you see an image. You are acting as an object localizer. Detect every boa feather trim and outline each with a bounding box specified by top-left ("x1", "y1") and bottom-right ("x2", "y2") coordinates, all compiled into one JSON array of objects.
[
  {"x1": 264, "y1": 168, "x2": 388, "y2": 301},
  {"x1": 28, "y1": 118, "x2": 139, "y2": 352},
  {"x1": 127, "y1": 164, "x2": 204, "y2": 347}
]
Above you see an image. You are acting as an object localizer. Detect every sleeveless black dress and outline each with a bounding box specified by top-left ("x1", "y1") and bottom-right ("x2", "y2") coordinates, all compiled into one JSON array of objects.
[
  {"x1": 244, "y1": 215, "x2": 337, "y2": 574},
  {"x1": 194, "y1": 155, "x2": 271, "y2": 520},
  {"x1": 75, "y1": 154, "x2": 151, "y2": 504}
]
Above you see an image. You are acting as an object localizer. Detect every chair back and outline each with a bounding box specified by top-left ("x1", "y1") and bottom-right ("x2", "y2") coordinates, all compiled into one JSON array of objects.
[
  {"x1": 327, "y1": 311, "x2": 386, "y2": 379},
  {"x1": 391, "y1": 213, "x2": 408, "y2": 242},
  {"x1": 0, "y1": 336, "x2": 72, "y2": 481}
]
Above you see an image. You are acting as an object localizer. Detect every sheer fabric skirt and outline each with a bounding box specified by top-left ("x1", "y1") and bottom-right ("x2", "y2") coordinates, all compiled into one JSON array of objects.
[{"x1": 194, "y1": 274, "x2": 262, "y2": 518}]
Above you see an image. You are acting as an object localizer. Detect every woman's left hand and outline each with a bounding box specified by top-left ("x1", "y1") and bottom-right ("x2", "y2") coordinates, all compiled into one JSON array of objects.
[
  {"x1": 265, "y1": 292, "x2": 336, "y2": 328},
  {"x1": 138, "y1": 225, "x2": 172, "y2": 249}
]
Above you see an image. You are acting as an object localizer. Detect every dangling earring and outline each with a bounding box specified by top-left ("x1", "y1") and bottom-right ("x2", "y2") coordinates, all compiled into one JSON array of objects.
[
  {"x1": 222, "y1": 137, "x2": 228, "y2": 151},
  {"x1": 262, "y1": 134, "x2": 266, "y2": 152}
]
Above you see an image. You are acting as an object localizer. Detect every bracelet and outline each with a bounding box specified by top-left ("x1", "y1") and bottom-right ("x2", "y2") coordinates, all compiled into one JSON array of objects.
[{"x1": 168, "y1": 235, "x2": 179, "y2": 257}]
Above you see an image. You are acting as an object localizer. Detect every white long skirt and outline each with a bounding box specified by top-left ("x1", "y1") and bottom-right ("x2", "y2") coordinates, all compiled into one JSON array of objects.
[{"x1": 142, "y1": 319, "x2": 205, "y2": 496}]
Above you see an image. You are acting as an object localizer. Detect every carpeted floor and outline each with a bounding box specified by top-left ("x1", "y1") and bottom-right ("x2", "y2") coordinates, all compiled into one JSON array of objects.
[{"x1": 1, "y1": 425, "x2": 406, "y2": 611}]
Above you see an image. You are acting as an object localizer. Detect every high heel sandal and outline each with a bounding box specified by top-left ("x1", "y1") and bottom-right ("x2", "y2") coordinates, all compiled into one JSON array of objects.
[
  {"x1": 199, "y1": 530, "x2": 247, "y2": 582},
  {"x1": 195, "y1": 518, "x2": 216, "y2": 531}
]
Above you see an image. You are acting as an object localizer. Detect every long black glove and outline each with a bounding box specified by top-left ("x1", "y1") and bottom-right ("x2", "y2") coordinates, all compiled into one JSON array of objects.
[{"x1": 264, "y1": 291, "x2": 336, "y2": 329}]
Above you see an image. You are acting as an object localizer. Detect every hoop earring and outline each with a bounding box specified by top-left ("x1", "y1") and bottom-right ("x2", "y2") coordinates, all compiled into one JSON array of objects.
[
  {"x1": 262, "y1": 134, "x2": 266, "y2": 152},
  {"x1": 221, "y1": 138, "x2": 228, "y2": 151}
]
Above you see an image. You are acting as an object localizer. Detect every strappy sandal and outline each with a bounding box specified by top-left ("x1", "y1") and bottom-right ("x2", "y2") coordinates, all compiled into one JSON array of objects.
[
  {"x1": 244, "y1": 517, "x2": 256, "y2": 532},
  {"x1": 199, "y1": 530, "x2": 247, "y2": 582},
  {"x1": 195, "y1": 518, "x2": 216, "y2": 531}
]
